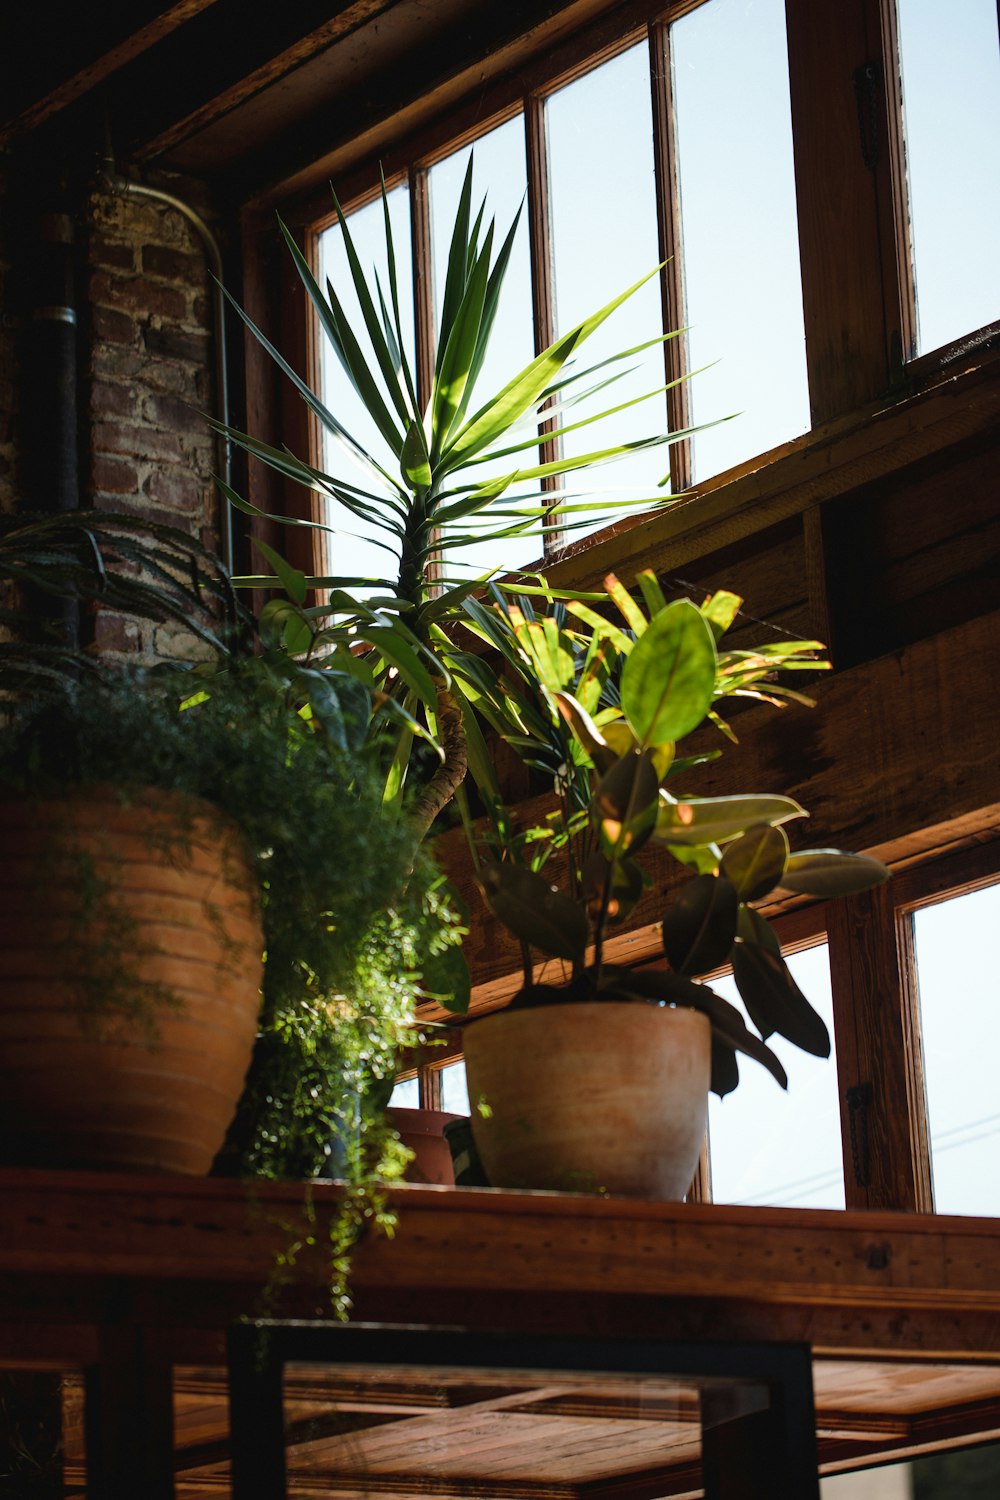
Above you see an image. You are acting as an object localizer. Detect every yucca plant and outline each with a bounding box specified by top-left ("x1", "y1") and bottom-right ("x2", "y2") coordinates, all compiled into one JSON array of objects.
[{"x1": 216, "y1": 160, "x2": 707, "y2": 838}]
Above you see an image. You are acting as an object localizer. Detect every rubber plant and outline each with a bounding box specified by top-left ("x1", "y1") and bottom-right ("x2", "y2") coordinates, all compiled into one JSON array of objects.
[
  {"x1": 215, "y1": 158, "x2": 708, "y2": 840},
  {"x1": 470, "y1": 572, "x2": 890, "y2": 1097}
]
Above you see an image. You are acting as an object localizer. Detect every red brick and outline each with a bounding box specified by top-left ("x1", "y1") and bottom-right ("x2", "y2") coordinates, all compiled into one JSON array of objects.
[
  {"x1": 89, "y1": 235, "x2": 136, "y2": 273},
  {"x1": 142, "y1": 244, "x2": 203, "y2": 282},
  {"x1": 92, "y1": 611, "x2": 140, "y2": 652},
  {"x1": 89, "y1": 271, "x2": 189, "y2": 323},
  {"x1": 108, "y1": 497, "x2": 200, "y2": 533},
  {"x1": 144, "y1": 466, "x2": 203, "y2": 513},
  {"x1": 90, "y1": 381, "x2": 138, "y2": 419},
  {"x1": 143, "y1": 325, "x2": 209, "y2": 362},
  {"x1": 91, "y1": 304, "x2": 138, "y2": 346},
  {"x1": 92, "y1": 456, "x2": 139, "y2": 496},
  {"x1": 142, "y1": 392, "x2": 200, "y2": 431},
  {"x1": 92, "y1": 421, "x2": 184, "y2": 462}
]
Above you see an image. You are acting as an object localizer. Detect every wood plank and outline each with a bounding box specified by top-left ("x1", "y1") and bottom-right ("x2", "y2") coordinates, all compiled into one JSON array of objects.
[{"x1": 2, "y1": 1172, "x2": 1000, "y2": 1349}]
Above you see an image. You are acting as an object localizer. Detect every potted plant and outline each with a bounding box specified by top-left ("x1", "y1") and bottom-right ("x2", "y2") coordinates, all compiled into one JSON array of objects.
[
  {"x1": 0, "y1": 514, "x2": 466, "y2": 1181},
  {"x1": 464, "y1": 577, "x2": 890, "y2": 1198}
]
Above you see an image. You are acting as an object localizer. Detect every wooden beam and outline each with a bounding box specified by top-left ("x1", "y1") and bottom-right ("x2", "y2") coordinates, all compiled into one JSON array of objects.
[{"x1": 0, "y1": 1, "x2": 223, "y2": 144}]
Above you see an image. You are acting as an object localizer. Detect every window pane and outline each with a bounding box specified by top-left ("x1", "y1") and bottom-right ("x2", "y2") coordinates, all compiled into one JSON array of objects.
[
  {"x1": 429, "y1": 117, "x2": 537, "y2": 578},
  {"x1": 897, "y1": 0, "x2": 1000, "y2": 355},
  {"x1": 389, "y1": 1075, "x2": 420, "y2": 1109},
  {"x1": 671, "y1": 0, "x2": 809, "y2": 482},
  {"x1": 546, "y1": 43, "x2": 669, "y2": 537},
  {"x1": 708, "y1": 944, "x2": 844, "y2": 1209},
  {"x1": 440, "y1": 1058, "x2": 470, "y2": 1115},
  {"x1": 317, "y1": 186, "x2": 414, "y2": 588},
  {"x1": 913, "y1": 882, "x2": 1000, "y2": 1216}
]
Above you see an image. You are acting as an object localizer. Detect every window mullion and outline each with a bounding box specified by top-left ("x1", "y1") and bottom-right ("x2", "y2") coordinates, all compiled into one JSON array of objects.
[
  {"x1": 826, "y1": 885, "x2": 925, "y2": 1211},
  {"x1": 524, "y1": 94, "x2": 564, "y2": 558},
  {"x1": 868, "y1": 0, "x2": 916, "y2": 371},
  {"x1": 649, "y1": 20, "x2": 691, "y2": 496}
]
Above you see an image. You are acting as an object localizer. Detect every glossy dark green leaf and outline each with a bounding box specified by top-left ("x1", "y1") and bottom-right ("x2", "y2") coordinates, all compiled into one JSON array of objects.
[
  {"x1": 661, "y1": 874, "x2": 739, "y2": 976},
  {"x1": 779, "y1": 849, "x2": 890, "y2": 897},
  {"x1": 477, "y1": 862, "x2": 588, "y2": 961},
  {"x1": 656, "y1": 792, "x2": 806, "y2": 846},
  {"x1": 619, "y1": 599, "x2": 717, "y2": 748},
  {"x1": 732, "y1": 937, "x2": 831, "y2": 1058},
  {"x1": 711, "y1": 1037, "x2": 740, "y2": 1098},
  {"x1": 720, "y1": 822, "x2": 790, "y2": 902},
  {"x1": 593, "y1": 750, "x2": 660, "y2": 857}
]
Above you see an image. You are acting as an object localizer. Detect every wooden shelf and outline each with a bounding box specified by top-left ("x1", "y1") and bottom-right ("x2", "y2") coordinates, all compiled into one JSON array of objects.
[{"x1": 3, "y1": 1171, "x2": 1000, "y2": 1490}]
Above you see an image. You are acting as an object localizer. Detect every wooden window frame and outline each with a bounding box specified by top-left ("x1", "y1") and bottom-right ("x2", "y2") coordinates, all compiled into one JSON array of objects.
[{"x1": 238, "y1": 0, "x2": 1000, "y2": 1211}]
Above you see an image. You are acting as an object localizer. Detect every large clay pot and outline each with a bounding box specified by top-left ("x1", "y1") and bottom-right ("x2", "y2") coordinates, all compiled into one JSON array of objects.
[
  {"x1": 462, "y1": 1001, "x2": 710, "y2": 1199},
  {"x1": 0, "y1": 787, "x2": 264, "y2": 1174}
]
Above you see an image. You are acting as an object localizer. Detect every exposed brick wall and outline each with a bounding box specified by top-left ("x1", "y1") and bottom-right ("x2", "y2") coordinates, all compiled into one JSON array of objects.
[{"x1": 83, "y1": 172, "x2": 222, "y2": 660}]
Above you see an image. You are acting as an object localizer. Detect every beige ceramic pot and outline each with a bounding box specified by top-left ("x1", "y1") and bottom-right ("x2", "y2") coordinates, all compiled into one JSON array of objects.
[
  {"x1": 462, "y1": 1000, "x2": 710, "y2": 1199},
  {"x1": 0, "y1": 786, "x2": 264, "y2": 1174}
]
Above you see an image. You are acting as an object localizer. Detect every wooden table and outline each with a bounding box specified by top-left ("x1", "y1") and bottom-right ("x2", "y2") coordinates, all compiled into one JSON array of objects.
[{"x1": 3, "y1": 1170, "x2": 1000, "y2": 1495}]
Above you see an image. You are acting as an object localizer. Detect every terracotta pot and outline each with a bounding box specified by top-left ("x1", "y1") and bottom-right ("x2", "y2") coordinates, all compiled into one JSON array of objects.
[
  {"x1": 462, "y1": 1001, "x2": 710, "y2": 1199},
  {"x1": 0, "y1": 787, "x2": 264, "y2": 1174},
  {"x1": 387, "y1": 1107, "x2": 465, "y2": 1185}
]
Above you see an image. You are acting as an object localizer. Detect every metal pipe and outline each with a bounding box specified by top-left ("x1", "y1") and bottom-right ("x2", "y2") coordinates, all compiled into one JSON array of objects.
[{"x1": 96, "y1": 166, "x2": 235, "y2": 573}]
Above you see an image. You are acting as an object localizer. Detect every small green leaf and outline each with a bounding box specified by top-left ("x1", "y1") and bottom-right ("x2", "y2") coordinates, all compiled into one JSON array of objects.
[
  {"x1": 555, "y1": 691, "x2": 615, "y2": 770},
  {"x1": 721, "y1": 823, "x2": 790, "y2": 902},
  {"x1": 422, "y1": 943, "x2": 471, "y2": 1015},
  {"x1": 661, "y1": 874, "x2": 739, "y2": 976},
  {"x1": 779, "y1": 849, "x2": 890, "y2": 897},
  {"x1": 252, "y1": 537, "x2": 307, "y2": 605},
  {"x1": 700, "y1": 590, "x2": 742, "y2": 640},
  {"x1": 400, "y1": 420, "x2": 432, "y2": 489},
  {"x1": 258, "y1": 598, "x2": 314, "y2": 655},
  {"x1": 620, "y1": 599, "x2": 717, "y2": 747},
  {"x1": 477, "y1": 862, "x2": 588, "y2": 961}
]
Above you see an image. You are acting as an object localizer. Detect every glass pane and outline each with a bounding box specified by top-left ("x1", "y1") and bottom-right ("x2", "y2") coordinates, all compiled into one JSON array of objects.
[
  {"x1": 389, "y1": 1074, "x2": 420, "y2": 1109},
  {"x1": 708, "y1": 943, "x2": 845, "y2": 1209},
  {"x1": 897, "y1": 0, "x2": 1000, "y2": 355},
  {"x1": 671, "y1": 0, "x2": 809, "y2": 482},
  {"x1": 316, "y1": 185, "x2": 414, "y2": 589},
  {"x1": 429, "y1": 116, "x2": 537, "y2": 578},
  {"x1": 546, "y1": 43, "x2": 669, "y2": 538},
  {"x1": 913, "y1": 882, "x2": 1000, "y2": 1216},
  {"x1": 440, "y1": 1057, "x2": 469, "y2": 1114},
  {"x1": 281, "y1": 1360, "x2": 731, "y2": 1492}
]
